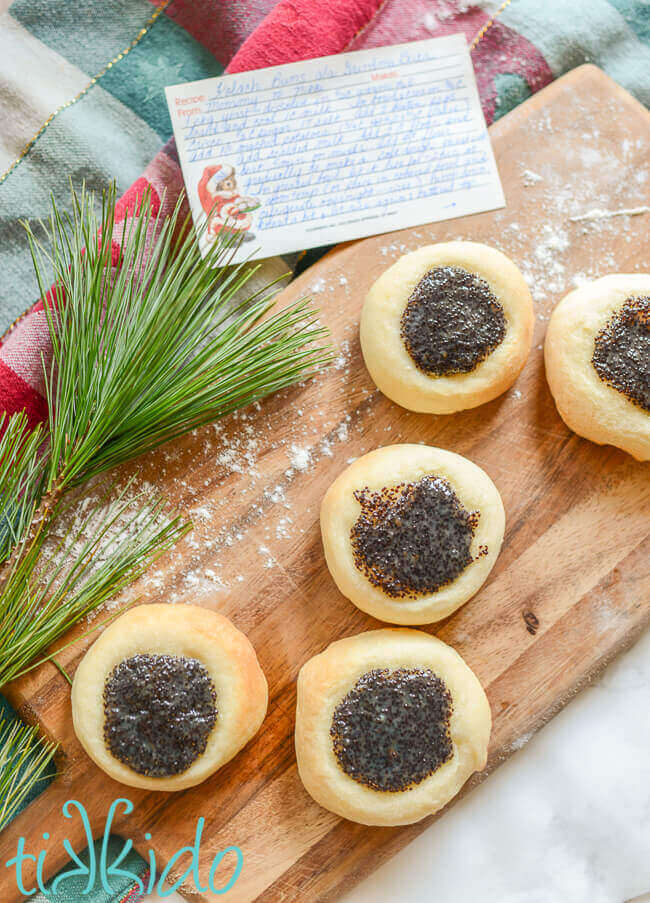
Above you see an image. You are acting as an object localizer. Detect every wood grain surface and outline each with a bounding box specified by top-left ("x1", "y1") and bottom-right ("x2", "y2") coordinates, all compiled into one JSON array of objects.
[{"x1": 1, "y1": 65, "x2": 649, "y2": 902}]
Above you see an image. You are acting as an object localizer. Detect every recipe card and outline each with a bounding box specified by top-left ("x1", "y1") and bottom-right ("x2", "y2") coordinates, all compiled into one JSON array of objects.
[{"x1": 165, "y1": 35, "x2": 505, "y2": 263}]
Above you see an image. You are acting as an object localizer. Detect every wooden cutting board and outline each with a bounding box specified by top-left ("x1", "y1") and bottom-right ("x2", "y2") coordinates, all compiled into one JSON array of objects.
[{"x1": 1, "y1": 65, "x2": 649, "y2": 902}]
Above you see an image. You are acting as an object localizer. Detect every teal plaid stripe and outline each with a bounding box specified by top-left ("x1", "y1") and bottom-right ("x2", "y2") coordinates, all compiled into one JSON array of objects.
[
  {"x1": 31, "y1": 838, "x2": 149, "y2": 903},
  {"x1": 98, "y1": 16, "x2": 224, "y2": 140},
  {"x1": 0, "y1": 84, "x2": 162, "y2": 334},
  {"x1": 10, "y1": 0, "x2": 159, "y2": 73},
  {"x1": 11, "y1": 0, "x2": 224, "y2": 141}
]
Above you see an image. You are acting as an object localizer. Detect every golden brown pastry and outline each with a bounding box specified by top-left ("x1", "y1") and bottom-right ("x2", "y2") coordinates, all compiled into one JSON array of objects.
[
  {"x1": 72, "y1": 603, "x2": 268, "y2": 791},
  {"x1": 321, "y1": 445, "x2": 505, "y2": 624},
  {"x1": 295, "y1": 629, "x2": 491, "y2": 826},
  {"x1": 360, "y1": 241, "x2": 534, "y2": 413},
  {"x1": 544, "y1": 274, "x2": 650, "y2": 461}
]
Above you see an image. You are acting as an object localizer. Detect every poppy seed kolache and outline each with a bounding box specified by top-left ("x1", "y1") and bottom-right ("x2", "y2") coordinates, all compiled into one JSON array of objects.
[
  {"x1": 295, "y1": 629, "x2": 491, "y2": 826},
  {"x1": 320, "y1": 445, "x2": 505, "y2": 624},
  {"x1": 544, "y1": 274, "x2": 650, "y2": 461},
  {"x1": 71, "y1": 603, "x2": 268, "y2": 791},
  {"x1": 360, "y1": 242, "x2": 534, "y2": 413}
]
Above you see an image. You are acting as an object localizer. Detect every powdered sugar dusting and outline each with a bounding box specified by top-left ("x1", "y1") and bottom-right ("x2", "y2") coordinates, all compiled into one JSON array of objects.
[
  {"x1": 522, "y1": 168, "x2": 543, "y2": 187},
  {"x1": 288, "y1": 444, "x2": 311, "y2": 471},
  {"x1": 509, "y1": 730, "x2": 534, "y2": 751}
]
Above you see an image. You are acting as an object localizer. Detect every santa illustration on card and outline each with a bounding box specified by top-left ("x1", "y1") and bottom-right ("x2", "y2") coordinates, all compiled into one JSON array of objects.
[{"x1": 197, "y1": 164, "x2": 260, "y2": 240}]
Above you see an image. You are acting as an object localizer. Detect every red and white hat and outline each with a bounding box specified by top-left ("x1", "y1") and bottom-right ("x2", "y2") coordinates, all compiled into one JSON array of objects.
[{"x1": 209, "y1": 163, "x2": 234, "y2": 184}]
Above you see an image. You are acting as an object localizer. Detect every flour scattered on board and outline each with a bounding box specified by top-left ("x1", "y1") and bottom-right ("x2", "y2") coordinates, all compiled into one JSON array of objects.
[
  {"x1": 265, "y1": 484, "x2": 288, "y2": 506},
  {"x1": 44, "y1": 478, "x2": 174, "y2": 620},
  {"x1": 333, "y1": 339, "x2": 351, "y2": 371},
  {"x1": 288, "y1": 444, "x2": 311, "y2": 471},
  {"x1": 509, "y1": 730, "x2": 534, "y2": 751},
  {"x1": 258, "y1": 545, "x2": 276, "y2": 569},
  {"x1": 522, "y1": 168, "x2": 543, "y2": 187}
]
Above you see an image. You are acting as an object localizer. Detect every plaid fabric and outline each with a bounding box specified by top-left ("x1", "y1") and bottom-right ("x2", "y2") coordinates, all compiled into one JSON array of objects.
[
  {"x1": 28, "y1": 841, "x2": 151, "y2": 903},
  {"x1": 3, "y1": 0, "x2": 650, "y2": 426},
  {"x1": 1, "y1": 0, "x2": 649, "y2": 900}
]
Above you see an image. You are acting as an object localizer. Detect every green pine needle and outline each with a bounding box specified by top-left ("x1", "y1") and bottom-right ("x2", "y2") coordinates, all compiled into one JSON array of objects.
[
  {"x1": 0, "y1": 180, "x2": 332, "y2": 810},
  {"x1": 0, "y1": 716, "x2": 56, "y2": 831},
  {"x1": 24, "y1": 184, "x2": 332, "y2": 490},
  {"x1": 0, "y1": 412, "x2": 46, "y2": 564},
  {"x1": 0, "y1": 482, "x2": 189, "y2": 688}
]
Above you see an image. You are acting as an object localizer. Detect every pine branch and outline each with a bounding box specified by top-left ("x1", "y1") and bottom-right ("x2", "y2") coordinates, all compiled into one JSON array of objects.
[
  {"x1": 0, "y1": 180, "x2": 331, "y2": 711},
  {"x1": 0, "y1": 413, "x2": 47, "y2": 565},
  {"x1": 0, "y1": 716, "x2": 56, "y2": 831},
  {"x1": 0, "y1": 482, "x2": 189, "y2": 687},
  {"x1": 24, "y1": 184, "x2": 332, "y2": 490}
]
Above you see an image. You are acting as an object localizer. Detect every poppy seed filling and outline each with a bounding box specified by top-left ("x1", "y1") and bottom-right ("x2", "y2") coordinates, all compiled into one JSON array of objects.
[
  {"x1": 400, "y1": 265, "x2": 507, "y2": 376},
  {"x1": 330, "y1": 668, "x2": 453, "y2": 792},
  {"x1": 350, "y1": 475, "x2": 479, "y2": 599},
  {"x1": 592, "y1": 296, "x2": 650, "y2": 411},
  {"x1": 103, "y1": 653, "x2": 217, "y2": 778}
]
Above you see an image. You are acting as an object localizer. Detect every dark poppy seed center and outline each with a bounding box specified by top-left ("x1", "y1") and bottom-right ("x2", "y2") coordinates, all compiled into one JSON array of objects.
[
  {"x1": 350, "y1": 475, "x2": 479, "y2": 599},
  {"x1": 400, "y1": 265, "x2": 507, "y2": 375},
  {"x1": 331, "y1": 668, "x2": 453, "y2": 792},
  {"x1": 103, "y1": 653, "x2": 217, "y2": 778},
  {"x1": 592, "y1": 296, "x2": 650, "y2": 411}
]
